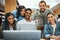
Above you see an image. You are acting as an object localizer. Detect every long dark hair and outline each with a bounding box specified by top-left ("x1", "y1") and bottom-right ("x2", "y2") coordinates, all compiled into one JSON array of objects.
[
  {"x1": 3, "y1": 12, "x2": 16, "y2": 30},
  {"x1": 16, "y1": 5, "x2": 26, "y2": 19}
]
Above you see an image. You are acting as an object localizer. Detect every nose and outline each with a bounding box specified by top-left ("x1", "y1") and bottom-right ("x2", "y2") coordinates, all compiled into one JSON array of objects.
[{"x1": 49, "y1": 17, "x2": 52, "y2": 20}]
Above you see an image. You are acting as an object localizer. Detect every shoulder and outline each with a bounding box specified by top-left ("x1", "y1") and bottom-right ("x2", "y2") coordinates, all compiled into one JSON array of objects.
[
  {"x1": 45, "y1": 8, "x2": 53, "y2": 13},
  {"x1": 31, "y1": 20, "x2": 35, "y2": 23},
  {"x1": 46, "y1": 8, "x2": 52, "y2": 11},
  {"x1": 56, "y1": 21, "x2": 60, "y2": 26},
  {"x1": 44, "y1": 24, "x2": 48, "y2": 27},
  {"x1": 45, "y1": 8, "x2": 53, "y2": 14},
  {"x1": 17, "y1": 19, "x2": 24, "y2": 24},
  {"x1": 44, "y1": 23, "x2": 50, "y2": 27},
  {"x1": 34, "y1": 9, "x2": 40, "y2": 14}
]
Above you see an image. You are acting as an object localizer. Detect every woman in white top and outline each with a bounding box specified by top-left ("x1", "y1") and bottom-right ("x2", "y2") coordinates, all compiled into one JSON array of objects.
[{"x1": 3, "y1": 12, "x2": 16, "y2": 30}]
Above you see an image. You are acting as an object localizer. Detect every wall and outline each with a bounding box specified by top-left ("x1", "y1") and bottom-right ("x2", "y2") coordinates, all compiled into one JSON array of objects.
[{"x1": 5, "y1": 0, "x2": 16, "y2": 13}]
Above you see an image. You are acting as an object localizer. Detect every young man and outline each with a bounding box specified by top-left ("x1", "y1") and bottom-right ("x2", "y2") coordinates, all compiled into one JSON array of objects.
[
  {"x1": 32, "y1": 1, "x2": 53, "y2": 30},
  {"x1": 16, "y1": 8, "x2": 36, "y2": 30},
  {"x1": 44, "y1": 13, "x2": 60, "y2": 40}
]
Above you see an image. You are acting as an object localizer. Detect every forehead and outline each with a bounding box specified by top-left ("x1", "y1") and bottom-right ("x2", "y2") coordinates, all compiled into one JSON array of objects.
[
  {"x1": 47, "y1": 14, "x2": 54, "y2": 17},
  {"x1": 39, "y1": 2, "x2": 46, "y2": 6},
  {"x1": 26, "y1": 10, "x2": 31, "y2": 13},
  {"x1": 7, "y1": 15, "x2": 13, "y2": 18},
  {"x1": 21, "y1": 9, "x2": 25, "y2": 11}
]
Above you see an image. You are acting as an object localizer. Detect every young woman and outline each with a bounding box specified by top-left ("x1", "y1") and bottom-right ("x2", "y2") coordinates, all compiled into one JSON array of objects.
[
  {"x1": 16, "y1": 6, "x2": 26, "y2": 21},
  {"x1": 44, "y1": 13, "x2": 60, "y2": 40},
  {"x1": 3, "y1": 12, "x2": 16, "y2": 30}
]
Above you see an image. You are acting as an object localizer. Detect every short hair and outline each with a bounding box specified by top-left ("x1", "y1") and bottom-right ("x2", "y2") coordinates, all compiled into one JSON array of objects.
[
  {"x1": 26, "y1": 8, "x2": 32, "y2": 13},
  {"x1": 39, "y1": 1, "x2": 46, "y2": 5},
  {"x1": 47, "y1": 13, "x2": 54, "y2": 17}
]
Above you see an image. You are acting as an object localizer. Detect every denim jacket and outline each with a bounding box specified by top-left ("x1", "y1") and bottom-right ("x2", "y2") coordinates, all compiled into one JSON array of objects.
[
  {"x1": 17, "y1": 16, "x2": 24, "y2": 21},
  {"x1": 44, "y1": 22, "x2": 60, "y2": 38}
]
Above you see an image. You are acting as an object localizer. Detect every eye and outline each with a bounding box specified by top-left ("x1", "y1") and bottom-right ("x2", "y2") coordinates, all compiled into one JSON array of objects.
[
  {"x1": 51, "y1": 16, "x2": 53, "y2": 18},
  {"x1": 39, "y1": 5, "x2": 42, "y2": 7},
  {"x1": 43, "y1": 5, "x2": 45, "y2": 7},
  {"x1": 26, "y1": 12, "x2": 28, "y2": 13}
]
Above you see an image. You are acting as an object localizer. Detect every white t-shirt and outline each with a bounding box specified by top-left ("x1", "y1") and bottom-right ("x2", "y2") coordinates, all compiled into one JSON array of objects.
[
  {"x1": 16, "y1": 19, "x2": 36, "y2": 30},
  {"x1": 9, "y1": 26, "x2": 13, "y2": 30},
  {"x1": 51, "y1": 24, "x2": 56, "y2": 35}
]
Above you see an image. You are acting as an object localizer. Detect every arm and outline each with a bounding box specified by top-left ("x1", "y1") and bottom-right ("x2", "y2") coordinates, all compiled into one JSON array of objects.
[
  {"x1": 31, "y1": 10, "x2": 39, "y2": 20},
  {"x1": 50, "y1": 35, "x2": 60, "y2": 40},
  {"x1": 44, "y1": 24, "x2": 51, "y2": 39},
  {"x1": 50, "y1": 23, "x2": 60, "y2": 39}
]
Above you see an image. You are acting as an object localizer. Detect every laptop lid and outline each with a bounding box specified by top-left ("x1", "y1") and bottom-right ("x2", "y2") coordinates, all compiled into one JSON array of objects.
[{"x1": 3, "y1": 30, "x2": 41, "y2": 40}]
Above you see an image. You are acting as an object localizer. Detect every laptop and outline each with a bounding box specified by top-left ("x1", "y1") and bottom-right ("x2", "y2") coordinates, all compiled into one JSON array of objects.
[{"x1": 3, "y1": 30, "x2": 41, "y2": 40}]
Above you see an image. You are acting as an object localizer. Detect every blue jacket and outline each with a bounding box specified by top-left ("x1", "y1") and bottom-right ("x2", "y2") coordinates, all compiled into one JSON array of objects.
[
  {"x1": 17, "y1": 16, "x2": 24, "y2": 21},
  {"x1": 44, "y1": 22, "x2": 60, "y2": 38}
]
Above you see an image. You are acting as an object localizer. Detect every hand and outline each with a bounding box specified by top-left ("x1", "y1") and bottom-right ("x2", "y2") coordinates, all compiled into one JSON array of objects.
[
  {"x1": 50, "y1": 35, "x2": 56, "y2": 39},
  {"x1": 55, "y1": 36, "x2": 60, "y2": 40},
  {"x1": 50, "y1": 35, "x2": 60, "y2": 40}
]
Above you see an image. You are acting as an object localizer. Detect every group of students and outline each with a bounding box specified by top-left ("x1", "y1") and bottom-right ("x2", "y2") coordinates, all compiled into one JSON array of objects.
[
  {"x1": 3, "y1": 8, "x2": 36, "y2": 30},
  {"x1": 0, "y1": 0, "x2": 60, "y2": 40}
]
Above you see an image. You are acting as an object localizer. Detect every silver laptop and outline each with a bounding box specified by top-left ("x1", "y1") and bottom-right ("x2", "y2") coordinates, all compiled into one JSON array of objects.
[{"x1": 3, "y1": 30, "x2": 41, "y2": 40}]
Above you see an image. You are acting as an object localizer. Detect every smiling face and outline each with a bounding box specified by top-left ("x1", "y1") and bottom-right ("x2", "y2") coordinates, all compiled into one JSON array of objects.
[
  {"x1": 39, "y1": 1, "x2": 46, "y2": 12},
  {"x1": 20, "y1": 8, "x2": 26, "y2": 16},
  {"x1": 7, "y1": 15, "x2": 14, "y2": 25},
  {"x1": 25, "y1": 10, "x2": 32, "y2": 20}
]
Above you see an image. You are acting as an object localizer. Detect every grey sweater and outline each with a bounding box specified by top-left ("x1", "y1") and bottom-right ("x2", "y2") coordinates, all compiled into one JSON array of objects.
[{"x1": 32, "y1": 8, "x2": 53, "y2": 26}]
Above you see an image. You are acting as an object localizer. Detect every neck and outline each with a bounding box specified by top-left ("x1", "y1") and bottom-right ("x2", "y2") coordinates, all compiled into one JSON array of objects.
[
  {"x1": 51, "y1": 21, "x2": 56, "y2": 25},
  {"x1": 40, "y1": 10, "x2": 45, "y2": 13},
  {"x1": 9, "y1": 24, "x2": 13, "y2": 27},
  {"x1": 25, "y1": 18, "x2": 31, "y2": 22}
]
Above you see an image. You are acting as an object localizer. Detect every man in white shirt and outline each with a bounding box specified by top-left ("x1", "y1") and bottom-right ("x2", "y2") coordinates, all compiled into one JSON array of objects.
[{"x1": 16, "y1": 8, "x2": 36, "y2": 30}]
